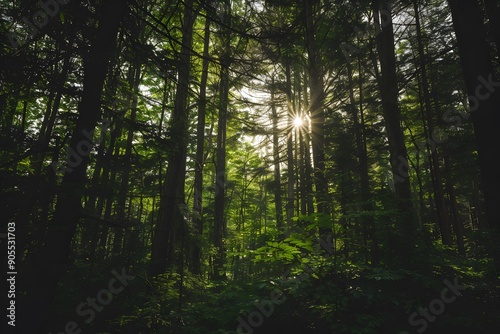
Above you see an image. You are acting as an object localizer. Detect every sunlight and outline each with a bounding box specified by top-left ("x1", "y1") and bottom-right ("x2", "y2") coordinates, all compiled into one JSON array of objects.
[{"x1": 293, "y1": 117, "x2": 303, "y2": 128}]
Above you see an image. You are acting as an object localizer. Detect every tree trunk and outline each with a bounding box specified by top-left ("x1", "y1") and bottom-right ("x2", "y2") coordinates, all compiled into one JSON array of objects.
[
  {"x1": 373, "y1": 0, "x2": 416, "y2": 261},
  {"x1": 285, "y1": 62, "x2": 295, "y2": 230},
  {"x1": 150, "y1": 0, "x2": 197, "y2": 276},
  {"x1": 34, "y1": 49, "x2": 71, "y2": 177},
  {"x1": 16, "y1": 50, "x2": 71, "y2": 261},
  {"x1": 448, "y1": 0, "x2": 500, "y2": 272},
  {"x1": 214, "y1": 0, "x2": 231, "y2": 279},
  {"x1": 304, "y1": 0, "x2": 330, "y2": 235},
  {"x1": 191, "y1": 12, "x2": 211, "y2": 275},
  {"x1": 20, "y1": 1, "x2": 127, "y2": 331},
  {"x1": 302, "y1": 68, "x2": 315, "y2": 216},
  {"x1": 444, "y1": 154, "x2": 466, "y2": 256},
  {"x1": 347, "y1": 59, "x2": 379, "y2": 264},
  {"x1": 271, "y1": 76, "x2": 284, "y2": 234},
  {"x1": 413, "y1": 0, "x2": 452, "y2": 246},
  {"x1": 114, "y1": 62, "x2": 141, "y2": 255},
  {"x1": 484, "y1": 0, "x2": 500, "y2": 62}
]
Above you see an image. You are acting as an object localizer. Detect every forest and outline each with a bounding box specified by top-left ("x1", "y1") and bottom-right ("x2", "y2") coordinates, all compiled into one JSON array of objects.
[{"x1": 1, "y1": 0, "x2": 500, "y2": 333}]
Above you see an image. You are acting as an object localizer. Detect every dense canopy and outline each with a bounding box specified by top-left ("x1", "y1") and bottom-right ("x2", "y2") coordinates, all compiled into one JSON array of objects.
[{"x1": 1, "y1": 0, "x2": 499, "y2": 333}]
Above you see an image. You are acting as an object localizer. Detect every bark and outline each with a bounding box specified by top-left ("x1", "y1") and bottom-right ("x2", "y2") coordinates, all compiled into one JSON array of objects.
[
  {"x1": 150, "y1": 0, "x2": 197, "y2": 276},
  {"x1": 271, "y1": 76, "x2": 284, "y2": 233},
  {"x1": 285, "y1": 61, "x2": 295, "y2": 229},
  {"x1": 16, "y1": 50, "x2": 71, "y2": 261},
  {"x1": 373, "y1": 0, "x2": 416, "y2": 261},
  {"x1": 413, "y1": 0, "x2": 452, "y2": 246},
  {"x1": 448, "y1": 0, "x2": 500, "y2": 272},
  {"x1": 34, "y1": 49, "x2": 71, "y2": 176},
  {"x1": 114, "y1": 62, "x2": 141, "y2": 255},
  {"x1": 294, "y1": 65, "x2": 307, "y2": 216},
  {"x1": 302, "y1": 68, "x2": 315, "y2": 215},
  {"x1": 191, "y1": 12, "x2": 211, "y2": 275},
  {"x1": 444, "y1": 154, "x2": 466, "y2": 256},
  {"x1": 484, "y1": 0, "x2": 500, "y2": 62},
  {"x1": 304, "y1": 0, "x2": 330, "y2": 234},
  {"x1": 20, "y1": 1, "x2": 127, "y2": 331},
  {"x1": 347, "y1": 60, "x2": 379, "y2": 264},
  {"x1": 214, "y1": 0, "x2": 231, "y2": 279},
  {"x1": 97, "y1": 119, "x2": 122, "y2": 259}
]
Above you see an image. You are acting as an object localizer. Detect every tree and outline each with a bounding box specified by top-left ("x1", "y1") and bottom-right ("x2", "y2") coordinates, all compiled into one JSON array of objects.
[
  {"x1": 150, "y1": 0, "x2": 197, "y2": 276},
  {"x1": 372, "y1": 0, "x2": 417, "y2": 261},
  {"x1": 303, "y1": 0, "x2": 331, "y2": 234},
  {"x1": 1, "y1": 0, "x2": 499, "y2": 331},
  {"x1": 213, "y1": 0, "x2": 232, "y2": 279},
  {"x1": 447, "y1": 0, "x2": 500, "y2": 271},
  {"x1": 191, "y1": 4, "x2": 212, "y2": 275},
  {"x1": 270, "y1": 74, "x2": 285, "y2": 233},
  {"x1": 19, "y1": 0, "x2": 129, "y2": 330},
  {"x1": 412, "y1": 0, "x2": 452, "y2": 246}
]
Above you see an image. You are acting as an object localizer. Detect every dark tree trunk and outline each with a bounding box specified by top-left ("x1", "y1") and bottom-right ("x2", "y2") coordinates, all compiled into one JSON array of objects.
[
  {"x1": 191, "y1": 12, "x2": 211, "y2": 275},
  {"x1": 271, "y1": 76, "x2": 284, "y2": 234},
  {"x1": 34, "y1": 49, "x2": 71, "y2": 177},
  {"x1": 20, "y1": 1, "x2": 128, "y2": 331},
  {"x1": 214, "y1": 0, "x2": 231, "y2": 279},
  {"x1": 16, "y1": 50, "x2": 71, "y2": 262},
  {"x1": 304, "y1": 0, "x2": 330, "y2": 236},
  {"x1": 114, "y1": 62, "x2": 141, "y2": 255},
  {"x1": 444, "y1": 154, "x2": 466, "y2": 256},
  {"x1": 448, "y1": 0, "x2": 500, "y2": 272},
  {"x1": 373, "y1": 0, "x2": 417, "y2": 261},
  {"x1": 214, "y1": 77, "x2": 229, "y2": 278},
  {"x1": 150, "y1": 0, "x2": 197, "y2": 276},
  {"x1": 347, "y1": 60, "x2": 379, "y2": 264},
  {"x1": 285, "y1": 62, "x2": 295, "y2": 230},
  {"x1": 413, "y1": 0, "x2": 452, "y2": 246},
  {"x1": 302, "y1": 69, "x2": 315, "y2": 216},
  {"x1": 96, "y1": 118, "x2": 122, "y2": 259},
  {"x1": 484, "y1": 0, "x2": 500, "y2": 62}
]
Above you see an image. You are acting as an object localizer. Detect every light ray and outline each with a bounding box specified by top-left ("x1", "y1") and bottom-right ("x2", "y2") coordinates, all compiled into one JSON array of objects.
[{"x1": 293, "y1": 117, "x2": 303, "y2": 128}]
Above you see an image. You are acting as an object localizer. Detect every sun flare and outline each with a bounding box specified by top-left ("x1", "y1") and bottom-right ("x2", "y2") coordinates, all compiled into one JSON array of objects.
[{"x1": 293, "y1": 117, "x2": 303, "y2": 128}]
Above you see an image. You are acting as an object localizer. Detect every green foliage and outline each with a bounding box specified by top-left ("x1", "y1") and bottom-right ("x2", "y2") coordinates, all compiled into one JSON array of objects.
[{"x1": 2, "y1": 0, "x2": 500, "y2": 333}]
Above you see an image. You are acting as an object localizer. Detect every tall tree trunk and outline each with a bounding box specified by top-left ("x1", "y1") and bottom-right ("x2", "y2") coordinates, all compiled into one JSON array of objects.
[
  {"x1": 444, "y1": 154, "x2": 466, "y2": 256},
  {"x1": 96, "y1": 117, "x2": 122, "y2": 259},
  {"x1": 271, "y1": 76, "x2": 284, "y2": 234},
  {"x1": 114, "y1": 62, "x2": 141, "y2": 255},
  {"x1": 484, "y1": 0, "x2": 500, "y2": 62},
  {"x1": 448, "y1": 0, "x2": 500, "y2": 272},
  {"x1": 413, "y1": 0, "x2": 452, "y2": 246},
  {"x1": 285, "y1": 62, "x2": 295, "y2": 230},
  {"x1": 299, "y1": 130, "x2": 306, "y2": 215},
  {"x1": 20, "y1": 1, "x2": 127, "y2": 331},
  {"x1": 294, "y1": 65, "x2": 307, "y2": 216},
  {"x1": 150, "y1": 0, "x2": 196, "y2": 276},
  {"x1": 190, "y1": 12, "x2": 211, "y2": 275},
  {"x1": 347, "y1": 60, "x2": 379, "y2": 264},
  {"x1": 304, "y1": 0, "x2": 330, "y2": 235},
  {"x1": 373, "y1": 0, "x2": 416, "y2": 261},
  {"x1": 214, "y1": 0, "x2": 231, "y2": 279},
  {"x1": 80, "y1": 127, "x2": 108, "y2": 264},
  {"x1": 302, "y1": 68, "x2": 315, "y2": 215},
  {"x1": 16, "y1": 50, "x2": 71, "y2": 261},
  {"x1": 34, "y1": 50, "x2": 71, "y2": 176}
]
